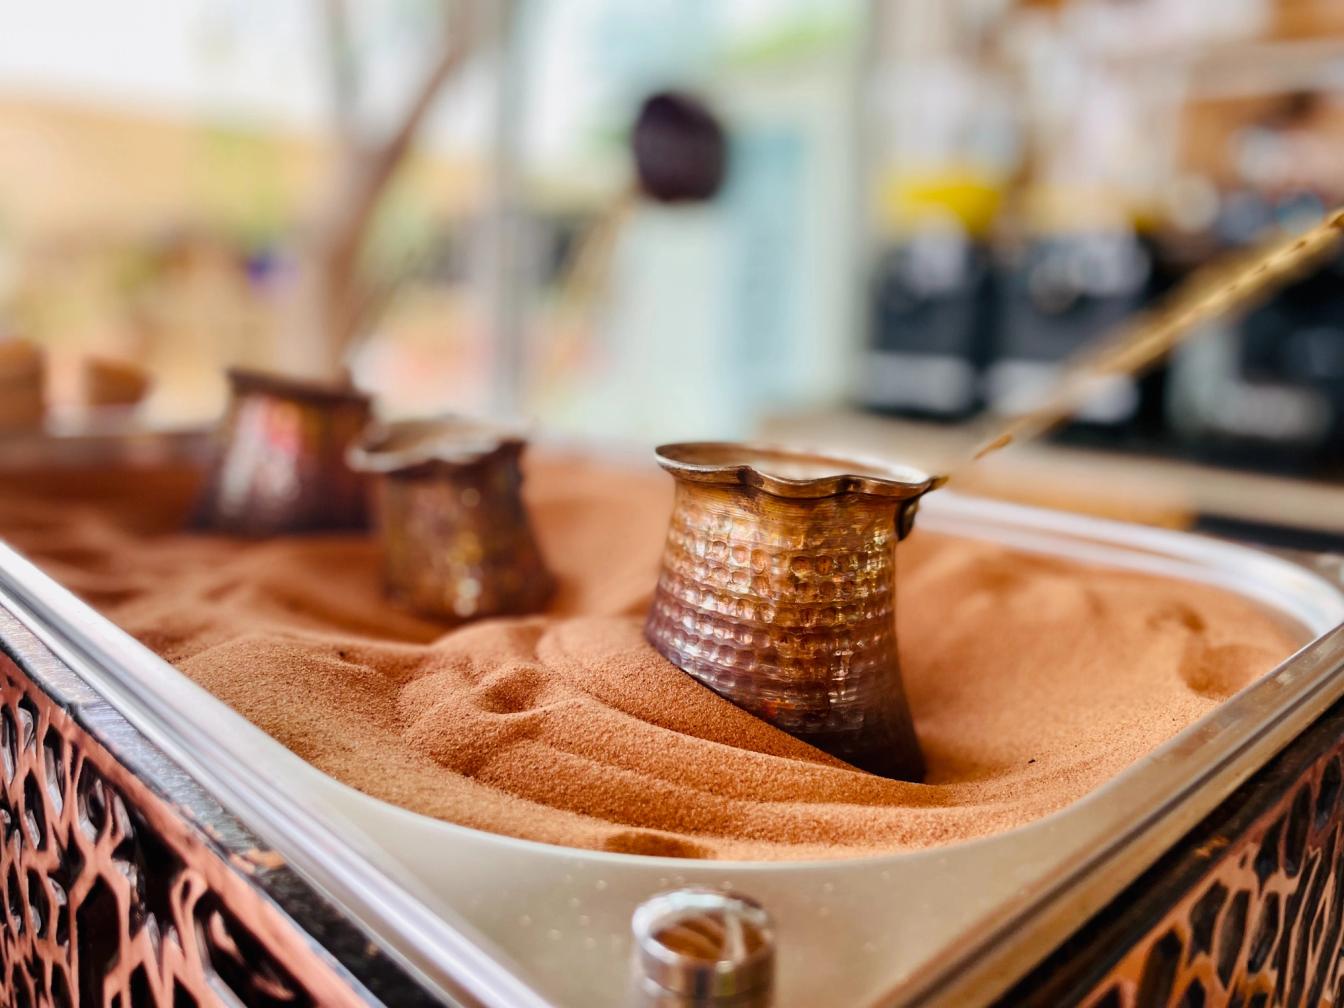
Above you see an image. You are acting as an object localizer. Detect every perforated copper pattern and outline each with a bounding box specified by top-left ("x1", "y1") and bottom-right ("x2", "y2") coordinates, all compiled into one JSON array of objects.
[
  {"x1": 1079, "y1": 744, "x2": 1344, "y2": 1008},
  {"x1": 0, "y1": 650, "x2": 367, "y2": 1008}
]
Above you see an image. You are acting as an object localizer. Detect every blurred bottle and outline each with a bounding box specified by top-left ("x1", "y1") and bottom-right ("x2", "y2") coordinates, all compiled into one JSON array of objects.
[
  {"x1": 987, "y1": 222, "x2": 1152, "y2": 438},
  {"x1": 1165, "y1": 93, "x2": 1344, "y2": 475},
  {"x1": 864, "y1": 219, "x2": 993, "y2": 419},
  {"x1": 860, "y1": 1, "x2": 1014, "y2": 420},
  {"x1": 981, "y1": 9, "x2": 1161, "y2": 444},
  {"x1": 1166, "y1": 210, "x2": 1342, "y2": 474}
]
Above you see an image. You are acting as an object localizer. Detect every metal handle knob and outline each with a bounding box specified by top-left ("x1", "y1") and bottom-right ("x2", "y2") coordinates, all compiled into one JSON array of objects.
[{"x1": 632, "y1": 888, "x2": 774, "y2": 1006}]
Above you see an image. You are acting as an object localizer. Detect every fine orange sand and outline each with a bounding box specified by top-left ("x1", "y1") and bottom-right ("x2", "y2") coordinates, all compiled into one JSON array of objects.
[{"x1": 0, "y1": 455, "x2": 1297, "y2": 860}]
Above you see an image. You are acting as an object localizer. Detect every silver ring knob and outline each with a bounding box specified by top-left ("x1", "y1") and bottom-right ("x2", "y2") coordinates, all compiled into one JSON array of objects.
[{"x1": 631, "y1": 887, "x2": 774, "y2": 1006}]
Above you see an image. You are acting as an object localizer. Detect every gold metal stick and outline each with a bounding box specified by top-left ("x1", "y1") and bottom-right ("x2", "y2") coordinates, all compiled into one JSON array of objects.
[{"x1": 965, "y1": 209, "x2": 1344, "y2": 468}]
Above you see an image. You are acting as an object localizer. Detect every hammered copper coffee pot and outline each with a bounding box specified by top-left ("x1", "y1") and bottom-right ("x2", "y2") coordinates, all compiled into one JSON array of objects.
[
  {"x1": 195, "y1": 368, "x2": 370, "y2": 535},
  {"x1": 645, "y1": 443, "x2": 942, "y2": 781},
  {"x1": 348, "y1": 417, "x2": 553, "y2": 622}
]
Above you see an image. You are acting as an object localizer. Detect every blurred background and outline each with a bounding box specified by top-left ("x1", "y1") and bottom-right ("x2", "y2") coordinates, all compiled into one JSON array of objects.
[{"x1": 2, "y1": 0, "x2": 1343, "y2": 543}]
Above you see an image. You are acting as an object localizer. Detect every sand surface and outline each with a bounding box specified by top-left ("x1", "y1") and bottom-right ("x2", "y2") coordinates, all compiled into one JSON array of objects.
[{"x1": 0, "y1": 455, "x2": 1297, "y2": 860}]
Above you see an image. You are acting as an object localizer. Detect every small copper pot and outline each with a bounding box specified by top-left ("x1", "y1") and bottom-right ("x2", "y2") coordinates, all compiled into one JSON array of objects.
[
  {"x1": 195, "y1": 368, "x2": 371, "y2": 535},
  {"x1": 347, "y1": 417, "x2": 554, "y2": 621},
  {"x1": 645, "y1": 442, "x2": 943, "y2": 781}
]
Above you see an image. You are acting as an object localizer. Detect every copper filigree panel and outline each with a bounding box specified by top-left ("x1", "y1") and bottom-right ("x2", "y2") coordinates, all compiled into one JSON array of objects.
[
  {"x1": 1082, "y1": 745, "x2": 1344, "y2": 1007},
  {"x1": 0, "y1": 649, "x2": 369, "y2": 1008}
]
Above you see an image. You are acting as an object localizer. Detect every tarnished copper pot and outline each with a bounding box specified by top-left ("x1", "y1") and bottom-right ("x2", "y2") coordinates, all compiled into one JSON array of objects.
[
  {"x1": 195, "y1": 368, "x2": 370, "y2": 536},
  {"x1": 347, "y1": 417, "x2": 554, "y2": 622},
  {"x1": 645, "y1": 442, "x2": 943, "y2": 781}
]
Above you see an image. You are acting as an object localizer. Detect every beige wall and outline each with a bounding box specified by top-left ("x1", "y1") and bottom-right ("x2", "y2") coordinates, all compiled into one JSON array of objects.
[{"x1": 0, "y1": 95, "x2": 481, "y2": 244}]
